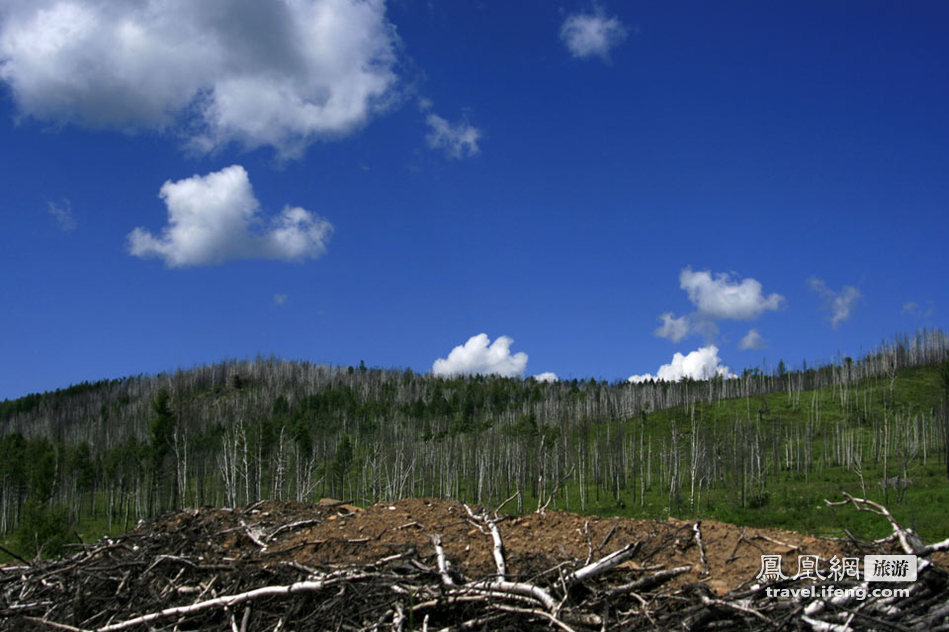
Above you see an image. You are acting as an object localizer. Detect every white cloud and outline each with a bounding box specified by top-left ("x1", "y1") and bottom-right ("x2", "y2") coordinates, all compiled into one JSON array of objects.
[
  {"x1": 273, "y1": 293, "x2": 289, "y2": 306},
  {"x1": 628, "y1": 346, "x2": 735, "y2": 383},
  {"x1": 433, "y1": 334, "x2": 528, "y2": 378},
  {"x1": 0, "y1": 0, "x2": 400, "y2": 157},
  {"x1": 653, "y1": 312, "x2": 690, "y2": 343},
  {"x1": 680, "y1": 267, "x2": 784, "y2": 320},
  {"x1": 127, "y1": 165, "x2": 332, "y2": 267},
  {"x1": 901, "y1": 301, "x2": 933, "y2": 319},
  {"x1": 425, "y1": 113, "x2": 481, "y2": 159},
  {"x1": 47, "y1": 199, "x2": 76, "y2": 231},
  {"x1": 560, "y1": 11, "x2": 627, "y2": 61},
  {"x1": 808, "y1": 278, "x2": 860, "y2": 329},
  {"x1": 738, "y1": 328, "x2": 767, "y2": 350},
  {"x1": 533, "y1": 372, "x2": 558, "y2": 383}
]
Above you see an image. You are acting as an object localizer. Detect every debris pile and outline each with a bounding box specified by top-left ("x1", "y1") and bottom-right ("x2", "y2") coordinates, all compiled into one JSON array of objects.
[{"x1": 2, "y1": 495, "x2": 947, "y2": 631}]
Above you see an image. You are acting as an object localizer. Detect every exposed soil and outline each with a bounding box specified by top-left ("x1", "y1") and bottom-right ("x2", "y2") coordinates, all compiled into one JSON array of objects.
[
  {"x1": 147, "y1": 497, "x2": 946, "y2": 592},
  {"x1": 2, "y1": 498, "x2": 947, "y2": 631}
]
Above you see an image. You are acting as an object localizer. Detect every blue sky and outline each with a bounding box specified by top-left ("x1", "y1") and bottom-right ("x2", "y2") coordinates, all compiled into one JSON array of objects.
[{"x1": 1, "y1": 0, "x2": 947, "y2": 398}]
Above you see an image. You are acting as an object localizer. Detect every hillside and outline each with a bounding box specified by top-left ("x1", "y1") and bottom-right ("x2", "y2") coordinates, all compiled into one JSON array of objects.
[{"x1": 1, "y1": 330, "x2": 948, "y2": 559}]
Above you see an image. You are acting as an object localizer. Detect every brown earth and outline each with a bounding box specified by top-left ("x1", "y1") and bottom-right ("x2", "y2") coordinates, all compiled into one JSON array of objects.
[{"x1": 146, "y1": 497, "x2": 945, "y2": 593}]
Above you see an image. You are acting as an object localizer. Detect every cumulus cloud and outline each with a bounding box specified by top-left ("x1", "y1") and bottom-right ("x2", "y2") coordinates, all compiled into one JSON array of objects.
[
  {"x1": 127, "y1": 165, "x2": 332, "y2": 267},
  {"x1": 628, "y1": 346, "x2": 735, "y2": 383},
  {"x1": 560, "y1": 10, "x2": 627, "y2": 61},
  {"x1": 653, "y1": 312, "x2": 690, "y2": 343},
  {"x1": 433, "y1": 334, "x2": 528, "y2": 378},
  {"x1": 808, "y1": 278, "x2": 860, "y2": 329},
  {"x1": 0, "y1": 0, "x2": 399, "y2": 157},
  {"x1": 533, "y1": 372, "x2": 558, "y2": 383},
  {"x1": 425, "y1": 113, "x2": 481, "y2": 159},
  {"x1": 738, "y1": 328, "x2": 767, "y2": 350},
  {"x1": 680, "y1": 267, "x2": 784, "y2": 320},
  {"x1": 47, "y1": 199, "x2": 76, "y2": 231}
]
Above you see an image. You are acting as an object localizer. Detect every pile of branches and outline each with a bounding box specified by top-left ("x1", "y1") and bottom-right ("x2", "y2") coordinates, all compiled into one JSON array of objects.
[{"x1": 2, "y1": 494, "x2": 948, "y2": 631}]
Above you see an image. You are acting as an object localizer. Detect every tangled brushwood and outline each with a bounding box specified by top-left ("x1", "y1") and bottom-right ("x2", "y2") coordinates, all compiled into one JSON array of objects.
[{"x1": 2, "y1": 495, "x2": 948, "y2": 631}]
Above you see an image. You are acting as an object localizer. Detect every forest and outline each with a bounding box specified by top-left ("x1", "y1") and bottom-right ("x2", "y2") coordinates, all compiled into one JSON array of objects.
[{"x1": 1, "y1": 329, "x2": 948, "y2": 559}]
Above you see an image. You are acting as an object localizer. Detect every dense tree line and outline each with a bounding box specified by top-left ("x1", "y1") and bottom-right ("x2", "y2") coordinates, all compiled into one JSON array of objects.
[{"x1": 1, "y1": 330, "x2": 947, "y2": 549}]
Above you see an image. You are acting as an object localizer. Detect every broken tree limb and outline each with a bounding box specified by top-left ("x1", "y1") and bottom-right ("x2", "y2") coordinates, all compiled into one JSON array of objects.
[
  {"x1": 494, "y1": 492, "x2": 520, "y2": 516},
  {"x1": 580, "y1": 521, "x2": 593, "y2": 565},
  {"x1": 429, "y1": 534, "x2": 454, "y2": 587},
  {"x1": 23, "y1": 618, "x2": 86, "y2": 632},
  {"x1": 491, "y1": 603, "x2": 579, "y2": 632},
  {"x1": 597, "y1": 524, "x2": 616, "y2": 553},
  {"x1": 693, "y1": 520, "x2": 709, "y2": 576},
  {"x1": 824, "y1": 493, "x2": 926, "y2": 555},
  {"x1": 0, "y1": 545, "x2": 31, "y2": 567},
  {"x1": 536, "y1": 465, "x2": 575, "y2": 514},
  {"x1": 463, "y1": 504, "x2": 506, "y2": 579},
  {"x1": 725, "y1": 527, "x2": 746, "y2": 563},
  {"x1": 484, "y1": 519, "x2": 506, "y2": 580},
  {"x1": 265, "y1": 520, "x2": 322, "y2": 542},
  {"x1": 564, "y1": 541, "x2": 641, "y2": 586},
  {"x1": 239, "y1": 520, "x2": 268, "y2": 552},
  {"x1": 95, "y1": 574, "x2": 370, "y2": 632},
  {"x1": 922, "y1": 537, "x2": 949, "y2": 555},
  {"x1": 698, "y1": 593, "x2": 771, "y2": 625},
  {"x1": 752, "y1": 532, "x2": 800, "y2": 551},
  {"x1": 607, "y1": 565, "x2": 692, "y2": 595},
  {"x1": 463, "y1": 579, "x2": 559, "y2": 611}
]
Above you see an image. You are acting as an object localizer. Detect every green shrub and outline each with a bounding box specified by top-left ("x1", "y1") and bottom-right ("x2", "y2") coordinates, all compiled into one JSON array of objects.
[{"x1": 15, "y1": 501, "x2": 73, "y2": 559}]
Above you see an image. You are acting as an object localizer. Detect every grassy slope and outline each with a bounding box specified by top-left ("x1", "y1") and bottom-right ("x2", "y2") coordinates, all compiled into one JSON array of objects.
[{"x1": 535, "y1": 364, "x2": 948, "y2": 542}]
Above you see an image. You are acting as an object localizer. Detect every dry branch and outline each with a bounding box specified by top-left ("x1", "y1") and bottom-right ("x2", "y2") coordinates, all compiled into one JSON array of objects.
[
  {"x1": 463, "y1": 504, "x2": 507, "y2": 579},
  {"x1": 565, "y1": 542, "x2": 641, "y2": 586},
  {"x1": 607, "y1": 565, "x2": 691, "y2": 595},
  {"x1": 265, "y1": 520, "x2": 322, "y2": 542},
  {"x1": 825, "y1": 493, "x2": 925, "y2": 555},
  {"x1": 428, "y1": 534, "x2": 454, "y2": 587},
  {"x1": 95, "y1": 574, "x2": 367, "y2": 631},
  {"x1": 692, "y1": 521, "x2": 708, "y2": 576}
]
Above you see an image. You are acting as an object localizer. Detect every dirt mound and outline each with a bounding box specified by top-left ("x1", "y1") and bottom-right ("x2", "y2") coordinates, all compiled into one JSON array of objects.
[
  {"x1": 3, "y1": 498, "x2": 947, "y2": 631},
  {"x1": 145, "y1": 497, "x2": 942, "y2": 592}
]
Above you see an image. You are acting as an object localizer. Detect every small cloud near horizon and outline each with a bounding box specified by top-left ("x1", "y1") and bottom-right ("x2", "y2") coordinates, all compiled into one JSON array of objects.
[
  {"x1": 629, "y1": 345, "x2": 735, "y2": 383},
  {"x1": 433, "y1": 333, "x2": 527, "y2": 378},
  {"x1": 533, "y1": 371, "x2": 558, "y2": 382}
]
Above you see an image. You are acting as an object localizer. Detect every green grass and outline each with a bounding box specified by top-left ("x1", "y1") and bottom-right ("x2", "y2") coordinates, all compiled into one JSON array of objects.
[{"x1": 491, "y1": 365, "x2": 949, "y2": 542}]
